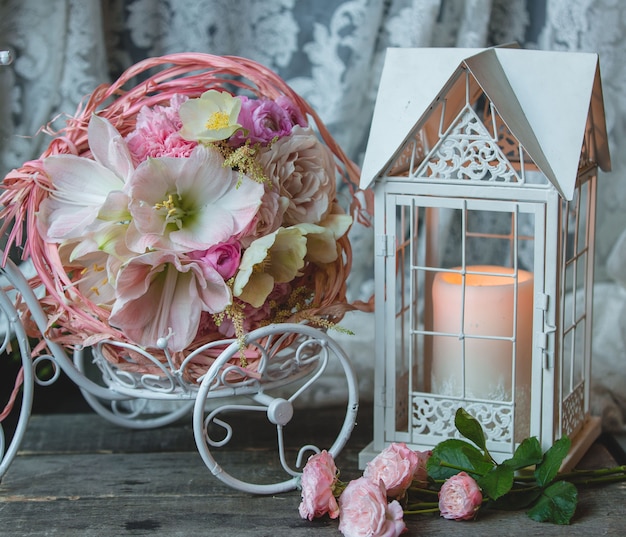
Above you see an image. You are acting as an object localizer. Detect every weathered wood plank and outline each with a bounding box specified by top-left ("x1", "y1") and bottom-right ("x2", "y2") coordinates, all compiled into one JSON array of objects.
[{"x1": 1, "y1": 408, "x2": 625, "y2": 536}]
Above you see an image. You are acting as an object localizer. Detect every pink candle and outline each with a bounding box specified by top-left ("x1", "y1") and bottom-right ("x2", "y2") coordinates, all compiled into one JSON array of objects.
[{"x1": 431, "y1": 265, "x2": 533, "y2": 401}]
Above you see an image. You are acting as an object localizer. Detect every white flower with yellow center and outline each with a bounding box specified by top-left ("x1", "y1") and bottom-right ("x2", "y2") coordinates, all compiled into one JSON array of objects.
[
  {"x1": 178, "y1": 90, "x2": 243, "y2": 143},
  {"x1": 233, "y1": 227, "x2": 307, "y2": 308}
]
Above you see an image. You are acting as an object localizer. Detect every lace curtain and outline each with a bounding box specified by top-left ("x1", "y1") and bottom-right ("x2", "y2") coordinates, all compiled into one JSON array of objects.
[{"x1": 1, "y1": 0, "x2": 626, "y2": 417}]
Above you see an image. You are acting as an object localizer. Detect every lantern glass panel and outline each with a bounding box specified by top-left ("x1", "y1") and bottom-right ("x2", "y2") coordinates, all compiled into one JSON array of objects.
[{"x1": 390, "y1": 194, "x2": 539, "y2": 448}]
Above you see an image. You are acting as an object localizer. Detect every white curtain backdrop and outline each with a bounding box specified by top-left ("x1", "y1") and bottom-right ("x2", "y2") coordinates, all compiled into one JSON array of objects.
[{"x1": 1, "y1": 0, "x2": 626, "y2": 426}]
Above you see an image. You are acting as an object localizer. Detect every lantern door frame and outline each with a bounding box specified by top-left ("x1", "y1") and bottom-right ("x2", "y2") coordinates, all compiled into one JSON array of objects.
[{"x1": 371, "y1": 180, "x2": 554, "y2": 462}]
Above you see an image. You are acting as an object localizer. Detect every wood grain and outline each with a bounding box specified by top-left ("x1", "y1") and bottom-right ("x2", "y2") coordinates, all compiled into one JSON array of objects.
[{"x1": 1, "y1": 406, "x2": 625, "y2": 536}]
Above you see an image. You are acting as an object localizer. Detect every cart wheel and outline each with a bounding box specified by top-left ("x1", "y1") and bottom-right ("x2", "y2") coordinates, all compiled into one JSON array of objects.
[
  {"x1": 73, "y1": 347, "x2": 194, "y2": 429},
  {"x1": 0, "y1": 276, "x2": 35, "y2": 480},
  {"x1": 192, "y1": 323, "x2": 359, "y2": 494}
]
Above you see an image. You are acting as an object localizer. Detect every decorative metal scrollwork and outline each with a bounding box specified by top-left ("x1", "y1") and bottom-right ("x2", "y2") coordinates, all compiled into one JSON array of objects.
[
  {"x1": 414, "y1": 106, "x2": 522, "y2": 184},
  {"x1": 411, "y1": 394, "x2": 514, "y2": 446}
]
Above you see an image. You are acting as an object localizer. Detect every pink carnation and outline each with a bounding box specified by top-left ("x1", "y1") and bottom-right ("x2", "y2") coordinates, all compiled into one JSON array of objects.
[
  {"x1": 338, "y1": 477, "x2": 406, "y2": 537},
  {"x1": 298, "y1": 450, "x2": 340, "y2": 521},
  {"x1": 438, "y1": 472, "x2": 483, "y2": 521},
  {"x1": 126, "y1": 94, "x2": 197, "y2": 163},
  {"x1": 364, "y1": 442, "x2": 420, "y2": 499}
]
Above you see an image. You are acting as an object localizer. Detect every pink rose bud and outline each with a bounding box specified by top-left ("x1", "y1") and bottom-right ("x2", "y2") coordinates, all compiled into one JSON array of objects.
[
  {"x1": 338, "y1": 477, "x2": 406, "y2": 537},
  {"x1": 363, "y1": 442, "x2": 419, "y2": 499},
  {"x1": 438, "y1": 471, "x2": 483, "y2": 521},
  {"x1": 189, "y1": 240, "x2": 241, "y2": 280},
  {"x1": 413, "y1": 449, "x2": 432, "y2": 488},
  {"x1": 298, "y1": 450, "x2": 340, "y2": 521}
]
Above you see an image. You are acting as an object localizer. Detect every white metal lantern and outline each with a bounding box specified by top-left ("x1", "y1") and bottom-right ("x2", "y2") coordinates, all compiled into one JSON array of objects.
[{"x1": 358, "y1": 47, "x2": 611, "y2": 470}]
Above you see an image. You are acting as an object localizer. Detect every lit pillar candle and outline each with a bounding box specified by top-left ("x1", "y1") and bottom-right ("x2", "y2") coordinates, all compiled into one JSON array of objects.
[{"x1": 431, "y1": 265, "x2": 533, "y2": 401}]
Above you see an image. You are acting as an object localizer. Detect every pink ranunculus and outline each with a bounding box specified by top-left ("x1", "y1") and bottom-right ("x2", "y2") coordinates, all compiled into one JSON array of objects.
[
  {"x1": 189, "y1": 239, "x2": 241, "y2": 280},
  {"x1": 258, "y1": 125, "x2": 337, "y2": 226},
  {"x1": 125, "y1": 94, "x2": 197, "y2": 163},
  {"x1": 413, "y1": 449, "x2": 432, "y2": 488},
  {"x1": 438, "y1": 472, "x2": 483, "y2": 521},
  {"x1": 275, "y1": 95, "x2": 307, "y2": 128},
  {"x1": 338, "y1": 477, "x2": 406, "y2": 537},
  {"x1": 298, "y1": 450, "x2": 340, "y2": 521},
  {"x1": 363, "y1": 443, "x2": 420, "y2": 499},
  {"x1": 229, "y1": 96, "x2": 297, "y2": 147}
]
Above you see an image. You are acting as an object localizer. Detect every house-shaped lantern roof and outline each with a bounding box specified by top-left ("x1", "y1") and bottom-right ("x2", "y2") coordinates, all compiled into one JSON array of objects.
[{"x1": 360, "y1": 47, "x2": 611, "y2": 200}]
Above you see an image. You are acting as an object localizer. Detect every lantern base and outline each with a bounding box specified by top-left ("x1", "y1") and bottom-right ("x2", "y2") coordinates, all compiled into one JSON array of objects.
[
  {"x1": 357, "y1": 416, "x2": 602, "y2": 472},
  {"x1": 561, "y1": 415, "x2": 603, "y2": 472}
]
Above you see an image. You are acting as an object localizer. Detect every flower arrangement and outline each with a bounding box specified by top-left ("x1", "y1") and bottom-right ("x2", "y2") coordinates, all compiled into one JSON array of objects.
[
  {"x1": 0, "y1": 54, "x2": 366, "y2": 378},
  {"x1": 299, "y1": 408, "x2": 626, "y2": 536}
]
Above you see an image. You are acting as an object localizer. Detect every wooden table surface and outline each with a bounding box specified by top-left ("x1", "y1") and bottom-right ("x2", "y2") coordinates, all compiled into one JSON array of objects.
[{"x1": 1, "y1": 403, "x2": 625, "y2": 537}]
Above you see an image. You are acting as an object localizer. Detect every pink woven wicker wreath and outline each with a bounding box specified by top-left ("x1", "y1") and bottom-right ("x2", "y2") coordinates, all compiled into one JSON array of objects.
[{"x1": 0, "y1": 53, "x2": 369, "y2": 378}]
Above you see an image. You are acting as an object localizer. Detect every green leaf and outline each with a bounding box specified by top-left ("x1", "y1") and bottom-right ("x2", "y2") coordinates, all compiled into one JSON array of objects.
[
  {"x1": 502, "y1": 436, "x2": 543, "y2": 471},
  {"x1": 454, "y1": 408, "x2": 488, "y2": 452},
  {"x1": 477, "y1": 464, "x2": 515, "y2": 500},
  {"x1": 490, "y1": 487, "x2": 543, "y2": 511},
  {"x1": 526, "y1": 481, "x2": 578, "y2": 525},
  {"x1": 427, "y1": 439, "x2": 494, "y2": 480},
  {"x1": 535, "y1": 436, "x2": 571, "y2": 488}
]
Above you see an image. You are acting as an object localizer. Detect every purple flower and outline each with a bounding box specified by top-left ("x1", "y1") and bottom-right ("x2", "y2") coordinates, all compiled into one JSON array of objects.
[{"x1": 230, "y1": 96, "x2": 304, "y2": 147}]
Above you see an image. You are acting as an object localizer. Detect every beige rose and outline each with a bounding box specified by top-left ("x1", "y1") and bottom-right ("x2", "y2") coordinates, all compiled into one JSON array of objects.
[{"x1": 259, "y1": 125, "x2": 336, "y2": 226}]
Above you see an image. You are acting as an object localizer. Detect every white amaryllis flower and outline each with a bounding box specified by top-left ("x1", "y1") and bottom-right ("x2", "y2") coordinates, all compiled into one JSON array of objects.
[
  {"x1": 178, "y1": 90, "x2": 242, "y2": 143},
  {"x1": 58, "y1": 246, "x2": 118, "y2": 308},
  {"x1": 37, "y1": 114, "x2": 134, "y2": 242},
  {"x1": 108, "y1": 251, "x2": 232, "y2": 352},
  {"x1": 126, "y1": 145, "x2": 263, "y2": 253},
  {"x1": 58, "y1": 226, "x2": 133, "y2": 308}
]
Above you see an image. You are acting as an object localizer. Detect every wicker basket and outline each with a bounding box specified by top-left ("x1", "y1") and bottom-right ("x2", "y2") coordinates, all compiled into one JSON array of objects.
[{"x1": 0, "y1": 53, "x2": 366, "y2": 383}]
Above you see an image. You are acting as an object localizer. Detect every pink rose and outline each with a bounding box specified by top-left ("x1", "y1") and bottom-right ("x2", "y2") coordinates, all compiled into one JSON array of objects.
[
  {"x1": 364, "y1": 443, "x2": 420, "y2": 499},
  {"x1": 438, "y1": 472, "x2": 483, "y2": 521},
  {"x1": 258, "y1": 125, "x2": 337, "y2": 226},
  {"x1": 338, "y1": 477, "x2": 406, "y2": 537},
  {"x1": 413, "y1": 449, "x2": 432, "y2": 488},
  {"x1": 298, "y1": 450, "x2": 340, "y2": 521},
  {"x1": 230, "y1": 96, "x2": 301, "y2": 147},
  {"x1": 189, "y1": 240, "x2": 241, "y2": 280},
  {"x1": 126, "y1": 94, "x2": 197, "y2": 163}
]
